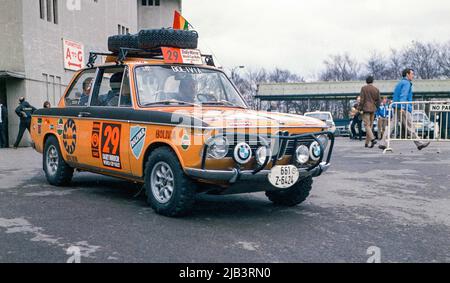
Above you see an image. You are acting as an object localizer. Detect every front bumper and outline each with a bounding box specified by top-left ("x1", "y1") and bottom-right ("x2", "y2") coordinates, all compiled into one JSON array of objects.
[
  {"x1": 185, "y1": 131, "x2": 334, "y2": 185},
  {"x1": 185, "y1": 162, "x2": 331, "y2": 184}
]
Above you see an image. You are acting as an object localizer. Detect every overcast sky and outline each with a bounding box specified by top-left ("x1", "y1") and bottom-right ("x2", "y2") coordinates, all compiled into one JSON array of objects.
[{"x1": 183, "y1": 0, "x2": 450, "y2": 80}]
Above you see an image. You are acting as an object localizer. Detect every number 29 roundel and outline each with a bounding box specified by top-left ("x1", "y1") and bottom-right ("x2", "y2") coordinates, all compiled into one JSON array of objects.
[{"x1": 101, "y1": 123, "x2": 122, "y2": 169}]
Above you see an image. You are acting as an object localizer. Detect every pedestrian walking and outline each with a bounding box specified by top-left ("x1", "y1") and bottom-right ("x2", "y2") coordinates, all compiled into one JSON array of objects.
[
  {"x1": 13, "y1": 97, "x2": 36, "y2": 149},
  {"x1": 379, "y1": 69, "x2": 430, "y2": 151},
  {"x1": 359, "y1": 76, "x2": 381, "y2": 148},
  {"x1": 0, "y1": 102, "x2": 7, "y2": 148},
  {"x1": 350, "y1": 96, "x2": 363, "y2": 141},
  {"x1": 376, "y1": 97, "x2": 389, "y2": 140}
]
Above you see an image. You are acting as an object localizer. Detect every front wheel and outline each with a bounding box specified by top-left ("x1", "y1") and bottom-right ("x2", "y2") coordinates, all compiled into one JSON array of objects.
[
  {"x1": 265, "y1": 177, "x2": 313, "y2": 207},
  {"x1": 43, "y1": 136, "x2": 74, "y2": 186},
  {"x1": 144, "y1": 147, "x2": 196, "y2": 217}
]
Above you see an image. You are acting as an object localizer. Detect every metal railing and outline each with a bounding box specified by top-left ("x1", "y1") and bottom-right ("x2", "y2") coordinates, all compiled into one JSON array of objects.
[{"x1": 383, "y1": 101, "x2": 450, "y2": 153}]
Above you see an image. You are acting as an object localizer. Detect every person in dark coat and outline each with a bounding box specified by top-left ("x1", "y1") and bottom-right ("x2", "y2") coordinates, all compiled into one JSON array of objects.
[
  {"x1": 0, "y1": 102, "x2": 7, "y2": 148},
  {"x1": 13, "y1": 97, "x2": 37, "y2": 149}
]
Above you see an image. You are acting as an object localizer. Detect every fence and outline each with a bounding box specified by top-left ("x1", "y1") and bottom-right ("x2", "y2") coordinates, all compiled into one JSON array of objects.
[{"x1": 383, "y1": 101, "x2": 450, "y2": 153}]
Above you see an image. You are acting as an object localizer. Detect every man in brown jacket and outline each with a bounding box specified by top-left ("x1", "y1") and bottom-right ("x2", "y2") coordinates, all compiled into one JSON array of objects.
[{"x1": 359, "y1": 76, "x2": 381, "y2": 148}]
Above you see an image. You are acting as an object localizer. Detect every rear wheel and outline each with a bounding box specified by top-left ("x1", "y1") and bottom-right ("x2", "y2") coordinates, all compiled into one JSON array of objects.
[
  {"x1": 43, "y1": 136, "x2": 74, "y2": 186},
  {"x1": 266, "y1": 177, "x2": 313, "y2": 207},
  {"x1": 144, "y1": 147, "x2": 196, "y2": 217}
]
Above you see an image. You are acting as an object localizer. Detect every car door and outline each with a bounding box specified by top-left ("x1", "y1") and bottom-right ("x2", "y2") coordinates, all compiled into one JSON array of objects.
[
  {"x1": 58, "y1": 69, "x2": 97, "y2": 166},
  {"x1": 83, "y1": 66, "x2": 132, "y2": 176}
]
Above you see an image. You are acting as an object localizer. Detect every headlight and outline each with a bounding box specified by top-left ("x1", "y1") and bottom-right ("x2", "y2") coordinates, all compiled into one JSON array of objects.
[
  {"x1": 256, "y1": 146, "x2": 272, "y2": 166},
  {"x1": 317, "y1": 134, "x2": 329, "y2": 149},
  {"x1": 295, "y1": 145, "x2": 310, "y2": 164},
  {"x1": 207, "y1": 137, "x2": 229, "y2": 159},
  {"x1": 234, "y1": 142, "x2": 253, "y2": 164},
  {"x1": 309, "y1": 141, "x2": 322, "y2": 161}
]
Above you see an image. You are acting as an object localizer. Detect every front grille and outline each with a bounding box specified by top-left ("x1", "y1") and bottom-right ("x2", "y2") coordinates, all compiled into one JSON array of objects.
[{"x1": 225, "y1": 134, "x2": 315, "y2": 159}]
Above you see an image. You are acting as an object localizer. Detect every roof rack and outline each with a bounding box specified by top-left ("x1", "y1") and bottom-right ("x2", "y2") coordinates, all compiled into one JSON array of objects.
[{"x1": 87, "y1": 47, "x2": 216, "y2": 68}]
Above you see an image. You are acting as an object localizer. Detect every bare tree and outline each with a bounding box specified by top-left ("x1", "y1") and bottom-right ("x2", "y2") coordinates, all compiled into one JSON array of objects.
[
  {"x1": 384, "y1": 49, "x2": 404, "y2": 80},
  {"x1": 319, "y1": 53, "x2": 361, "y2": 81},
  {"x1": 438, "y1": 42, "x2": 450, "y2": 77},
  {"x1": 402, "y1": 41, "x2": 441, "y2": 79},
  {"x1": 366, "y1": 52, "x2": 391, "y2": 80}
]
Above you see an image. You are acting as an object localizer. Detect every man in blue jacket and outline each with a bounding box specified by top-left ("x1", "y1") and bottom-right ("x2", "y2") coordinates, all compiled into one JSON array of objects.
[{"x1": 379, "y1": 69, "x2": 430, "y2": 151}]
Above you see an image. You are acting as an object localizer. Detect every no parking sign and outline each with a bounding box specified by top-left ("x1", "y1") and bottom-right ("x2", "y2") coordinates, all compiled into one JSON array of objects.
[{"x1": 63, "y1": 39, "x2": 84, "y2": 71}]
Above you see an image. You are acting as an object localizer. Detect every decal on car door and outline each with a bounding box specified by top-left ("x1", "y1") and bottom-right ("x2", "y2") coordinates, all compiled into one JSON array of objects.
[
  {"x1": 91, "y1": 122, "x2": 101, "y2": 159},
  {"x1": 63, "y1": 119, "x2": 77, "y2": 155},
  {"x1": 101, "y1": 123, "x2": 122, "y2": 169},
  {"x1": 130, "y1": 126, "x2": 147, "y2": 160}
]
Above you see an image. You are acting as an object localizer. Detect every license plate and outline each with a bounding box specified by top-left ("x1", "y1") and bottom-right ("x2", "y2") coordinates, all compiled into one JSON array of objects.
[{"x1": 268, "y1": 165, "x2": 300, "y2": 189}]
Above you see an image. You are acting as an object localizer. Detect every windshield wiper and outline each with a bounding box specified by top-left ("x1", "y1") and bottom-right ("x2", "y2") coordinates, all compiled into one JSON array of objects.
[
  {"x1": 201, "y1": 100, "x2": 245, "y2": 108},
  {"x1": 144, "y1": 100, "x2": 199, "y2": 107}
]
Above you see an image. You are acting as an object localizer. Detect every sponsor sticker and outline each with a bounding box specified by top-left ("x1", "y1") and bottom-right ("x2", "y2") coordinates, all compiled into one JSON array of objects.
[
  {"x1": 57, "y1": 119, "x2": 64, "y2": 136},
  {"x1": 171, "y1": 66, "x2": 203, "y2": 74},
  {"x1": 130, "y1": 126, "x2": 147, "y2": 160},
  {"x1": 66, "y1": 155, "x2": 78, "y2": 163},
  {"x1": 91, "y1": 122, "x2": 101, "y2": 159},
  {"x1": 63, "y1": 119, "x2": 77, "y2": 155},
  {"x1": 37, "y1": 118, "x2": 43, "y2": 135},
  {"x1": 181, "y1": 130, "x2": 191, "y2": 151},
  {"x1": 156, "y1": 129, "x2": 172, "y2": 140},
  {"x1": 162, "y1": 47, "x2": 203, "y2": 65},
  {"x1": 101, "y1": 123, "x2": 122, "y2": 169}
]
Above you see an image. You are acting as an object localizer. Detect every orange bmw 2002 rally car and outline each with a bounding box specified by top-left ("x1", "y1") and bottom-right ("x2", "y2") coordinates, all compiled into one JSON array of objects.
[{"x1": 31, "y1": 29, "x2": 334, "y2": 217}]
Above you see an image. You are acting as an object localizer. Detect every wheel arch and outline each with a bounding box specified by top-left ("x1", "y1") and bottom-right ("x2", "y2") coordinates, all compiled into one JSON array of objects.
[{"x1": 142, "y1": 142, "x2": 185, "y2": 177}]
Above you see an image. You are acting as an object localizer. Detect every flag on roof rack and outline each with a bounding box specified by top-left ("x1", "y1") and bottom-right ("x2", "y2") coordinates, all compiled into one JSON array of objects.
[{"x1": 173, "y1": 11, "x2": 191, "y2": 30}]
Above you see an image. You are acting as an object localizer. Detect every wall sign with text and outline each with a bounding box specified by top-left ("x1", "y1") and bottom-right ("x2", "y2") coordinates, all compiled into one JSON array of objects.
[{"x1": 63, "y1": 39, "x2": 84, "y2": 71}]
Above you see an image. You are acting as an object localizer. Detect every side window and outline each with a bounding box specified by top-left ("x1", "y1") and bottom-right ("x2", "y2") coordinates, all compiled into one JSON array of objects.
[
  {"x1": 64, "y1": 70, "x2": 96, "y2": 107},
  {"x1": 91, "y1": 67, "x2": 125, "y2": 107},
  {"x1": 119, "y1": 69, "x2": 132, "y2": 107}
]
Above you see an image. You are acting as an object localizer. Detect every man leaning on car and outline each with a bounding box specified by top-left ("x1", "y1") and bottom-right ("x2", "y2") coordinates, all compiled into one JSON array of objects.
[{"x1": 359, "y1": 76, "x2": 381, "y2": 148}]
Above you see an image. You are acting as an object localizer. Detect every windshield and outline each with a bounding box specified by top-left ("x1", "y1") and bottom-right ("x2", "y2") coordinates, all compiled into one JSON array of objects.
[
  {"x1": 413, "y1": 112, "x2": 429, "y2": 123},
  {"x1": 305, "y1": 113, "x2": 331, "y2": 121},
  {"x1": 135, "y1": 65, "x2": 247, "y2": 108}
]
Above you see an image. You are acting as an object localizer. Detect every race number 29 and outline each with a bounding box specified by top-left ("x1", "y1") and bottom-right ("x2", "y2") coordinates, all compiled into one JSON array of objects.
[
  {"x1": 162, "y1": 47, "x2": 183, "y2": 64},
  {"x1": 101, "y1": 123, "x2": 122, "y2": 169},
  {"x1": 102, "y1": 124, "x2": 120, "y2": 155}
]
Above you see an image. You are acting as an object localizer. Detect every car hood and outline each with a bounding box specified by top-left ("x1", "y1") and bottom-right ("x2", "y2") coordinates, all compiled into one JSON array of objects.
[{"x1": 156, "y1": 107, "x2": 327, "y2": 129}]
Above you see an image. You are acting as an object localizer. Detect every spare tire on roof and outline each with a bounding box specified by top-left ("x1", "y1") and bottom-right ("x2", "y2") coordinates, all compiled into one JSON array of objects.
[
  {"x1": 108, "y1": 34, "x2": 139, "y2": 53},
  {"x1": 138, "y1": 29, "x2": 198, "y2": 50}
]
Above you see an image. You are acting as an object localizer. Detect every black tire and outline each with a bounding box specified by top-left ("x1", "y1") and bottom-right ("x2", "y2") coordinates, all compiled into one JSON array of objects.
[
  {"x1": 144, "y1": 147, "x2": 196, "y2": 217},
  {"x1": 108, "y1": 34, "x2": 139, "y2": 53},
  {"x1": 138, "y1": 29, "x2": 198, "y2": 50},
  {"x1": 43, "y1": 136, "x2": 74, "y2": 186},
  {"x1": 265, "y1": 177, "x2": 313, "y2": 207}
]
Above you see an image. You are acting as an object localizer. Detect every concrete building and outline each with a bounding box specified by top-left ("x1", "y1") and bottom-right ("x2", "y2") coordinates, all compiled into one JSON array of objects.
[{"x1": 0, "y1": 0, "x2": 182, "y2": 147}]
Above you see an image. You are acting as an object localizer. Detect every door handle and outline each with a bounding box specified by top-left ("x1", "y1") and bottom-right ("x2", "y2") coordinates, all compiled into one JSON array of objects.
[{"x1": 78, "y1": 112, "x2": 91, "y2": 118}]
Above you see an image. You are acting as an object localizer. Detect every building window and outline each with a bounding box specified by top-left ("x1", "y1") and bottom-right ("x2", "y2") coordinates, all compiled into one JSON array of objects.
[
  {"x1": 39, "y1": 0, "x2": 45, "y2": 19},
  {"x1": 142, "y1": 0, "x2": 160, "y2": 6},
  {"x1": 42, "y1": 74, "x2": 62, "y2": 106},
  {"x1": 46, "y1": 0, "x2": 52, "y2": 22},
  {"x1": 53, "y1": 0, "x2": 58, "y2": 24},
  {"x1": 40, "y1": 0, "x2": 58, "y2": 24}
]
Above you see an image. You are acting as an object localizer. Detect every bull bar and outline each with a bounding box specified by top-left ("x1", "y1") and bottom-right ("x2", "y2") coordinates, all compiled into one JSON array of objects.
[{"x1": 185, "y1": 131, "x2": 335, "y2": 184}]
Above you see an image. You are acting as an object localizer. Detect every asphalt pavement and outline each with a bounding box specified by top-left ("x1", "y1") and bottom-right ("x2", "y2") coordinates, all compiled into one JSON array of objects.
[{"x1": 0, "y1": 138, "x2": 449, "y2": 263}]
